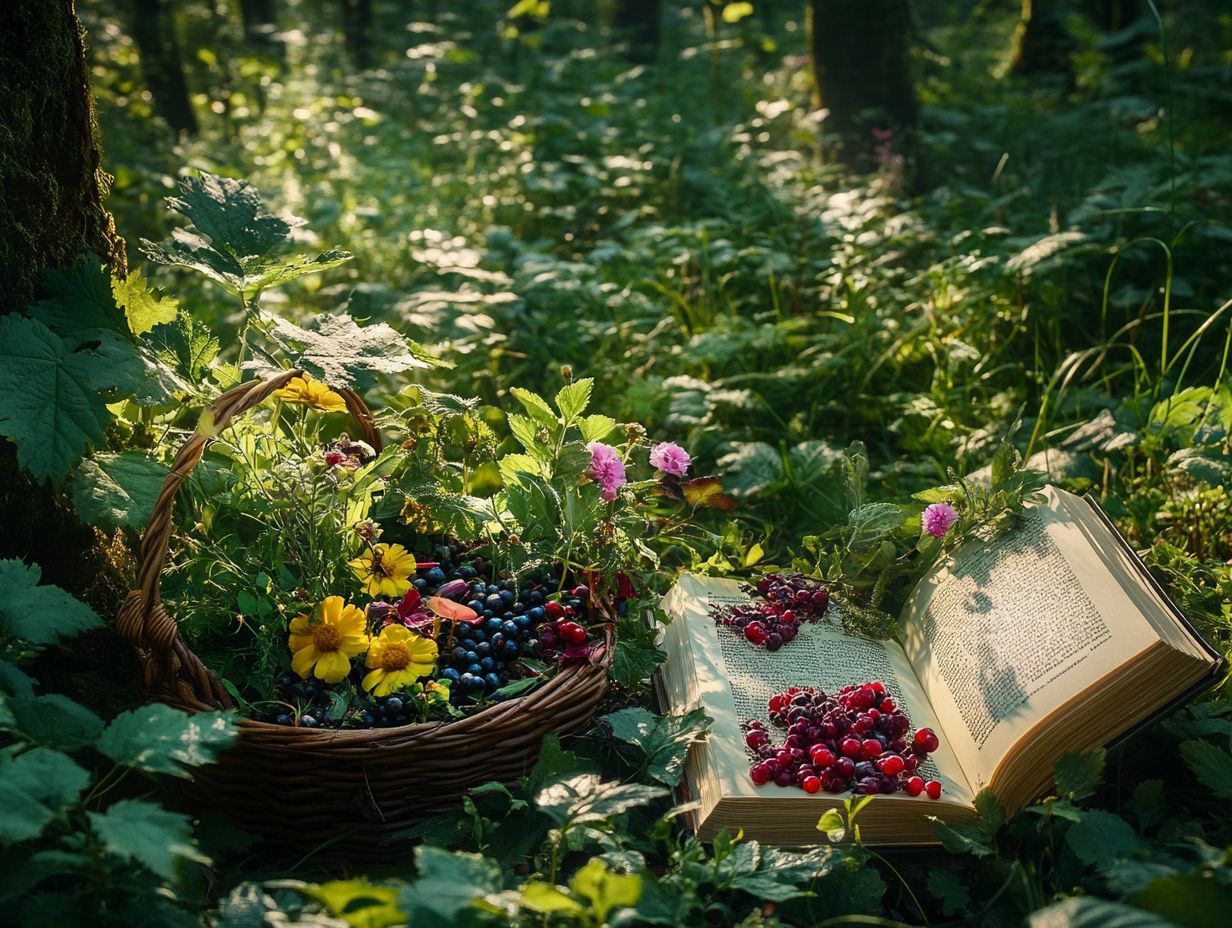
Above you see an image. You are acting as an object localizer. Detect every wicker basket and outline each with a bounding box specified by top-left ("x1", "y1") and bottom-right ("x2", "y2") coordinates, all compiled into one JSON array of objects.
[{"x1": 116, "y1": 369, "x2": 613, "y2": 854}]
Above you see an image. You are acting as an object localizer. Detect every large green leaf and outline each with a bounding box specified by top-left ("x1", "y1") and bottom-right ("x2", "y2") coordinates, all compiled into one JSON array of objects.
[
  {"x1": 301, "y1": 879, "x2": 405, "y2": 928},
  {"x1": 111, "y1": 268, "x2": 179, "y2": 337},
  {"x1": 96, "y1": 705, "x2": 238, "y2": 778},
  {"x1": 398, "y1": 846, "x2": 501, "y2": 922},
  {"x1": 27, "y1": 257, "x2": 127, "y2": 340},
  {"x1": 610, "y1": 637, "x2": 666, "y2": 690},
  {"x1": 0, "y1": 747, "x2": 91, "y2": 843},
  {"x1": 535, "y1": 774, "x2": 667, "y2": 826},
  {"x1": 1026, "y1": 897, "x2": 1179, "y2": 928},
  {"x1": 87, "y1": 798, "x2": 209, "y2": 880},
  {"x1": 264, "y1": 311, "x2": 442, "y2": 389},
  {"x1": 139, "y1": 173, "x2": 353, "y2": 297},
  {"x1": 0, "y1": 316, "x2": 139, "y2": 482},
  {"x1": 0, "y1": 560, "x2": 102, "y2": 648},
  {"x1": 1054, "y1": 748, "x2": 1106, "y2": 801},
  {"x1": 1178, "y1": 739, "x2": 1232, "y2": 801},
  {"x1": 602, "y1": 706, "x2": 711, "y2": 787},
  {"x1": 5, "y1": 694, "x2": 104, "y2": 750},
  {"x1": 71, "y1": 451, "x2": 170, "y2": 531},
  {"x1": 716, "y1": 442, "x2": 782, "y2": 497}
]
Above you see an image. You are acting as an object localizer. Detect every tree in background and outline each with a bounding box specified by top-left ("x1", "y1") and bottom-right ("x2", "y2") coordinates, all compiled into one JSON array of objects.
[
  {"x1": 614, "y1": 0, "x2": 662, "y2": 62},
  {"x1": 239, "y1": 0, "x2": 279, "y2": 45},
  {"x1": 809, "y1": 0, "x2": 917, "y2": 170},
  {"x1": 129, "y1": 0, "x2": 199, "y2": 136},
  {"x1": 1007, "y1": 0, "x2": 1075, "y2": 77},
  {"x1": 341, "y1": 0, "x2": 374, "y2": 69},
  {"x1": 0, "y1": 0, "x2": 126, "y2": 316}
]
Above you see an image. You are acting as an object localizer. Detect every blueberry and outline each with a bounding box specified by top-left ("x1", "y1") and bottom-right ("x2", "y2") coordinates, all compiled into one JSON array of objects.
[
  {"x1": 515, "y1": 615, "x2": 531, "y2": 629},
  {"x1": 480, "y1": 656, "x2": 496, "y2": 672},
  {"x1": 277, "y1": 672, "x2": 296, "y2": 687},
  {"x1": 528, "y1": 606, "x2": 545, "y2": 621},
  {"x1": 452, "y1": 646, "x2": 468, "y2": 662},
  {"x1": 484, "y1": 594, "x2": 503, "y2": 612},
  {"x1": 500, "y1": 590, "x2": 515, "y2": 606},
  {"x1": 511, "y1": 601, "x2": 526, "y2": 614},
  {"x1": 486, "y1": 584, "x2": 499, "y2": 595},
  {"x1": 472, "y1": 628, "x2": 488, "y2": 643},
  {"x1": 275, "y1": 713, "x2": 292, "y2": 726},
  {"x1": 299, "y1": 715, "x2": 318, "y2": 728},
  {"x1": 485, "y1": 617, "x2": 503, "y2": 633},
  {"x1": 475, "y1": 642, "x2": 492, "y2": 658},
  {"x1": 467, "y1": 600, "x2": 485, "y2": 613},
  {"x1": 461, "y1": 673, "x2": 485, "y2": 691},
  {"x1": 360, "y1": 711, "x2": 376, "y2": 725},
  {"x1": 460, "y1": 566, "x2": 477, "y2": 579},
  {"x1": 503, "y1": 642, "x2": 520, "y2": 659},
  {"x1": 527, "y1": 591, "x2": 544, "y2": 605},
  {"x1": 442, "y1": 667, "x2": 461, "y2": 683},
  {"x1": 460, "y1": 637, "x2": 477, "y2": 651},
  {"x1": 385, "y1": 696, "x2": 404, "y2": 712},
  {"x1": 413, "y1": 578, "x2": 428, "y2": 591},
  {"x1": 484, "y1": 672, "x2": 502, "y2": 691},
  {"x1": 467, "y1": 663, "x2": 483, "y2": 676}
]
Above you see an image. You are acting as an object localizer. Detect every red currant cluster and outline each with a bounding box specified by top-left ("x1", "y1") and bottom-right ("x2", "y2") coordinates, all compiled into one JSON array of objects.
[
  {"x1": 536, "y1": 593, "x2": 591, "y2": 660},
  {"x1": 713, "y1": 572, "x2": 830, "y2": 650},
  {"x1": 745, "y1": 682, "x2": 943, "y2": 799}
]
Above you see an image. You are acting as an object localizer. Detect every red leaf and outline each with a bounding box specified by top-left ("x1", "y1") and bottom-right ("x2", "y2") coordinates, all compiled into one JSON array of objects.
[
  {"x1": 396, "y1": 588, "x2": 423, "y2": 619},
  {"x1": 681, "y1": 476, "x2": 736, "y2": 511},
  {"x1": 426, "y1": 595, "x2": 483, "y2": 625}
]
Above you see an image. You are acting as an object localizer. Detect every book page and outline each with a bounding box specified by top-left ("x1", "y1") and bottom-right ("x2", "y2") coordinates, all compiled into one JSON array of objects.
[
  {"x1": 661, "y1": 574, "x2": 974, "y2": 810},
  {"x1": 902, "y1": 487, "x2": 1160, "y2": 790}
]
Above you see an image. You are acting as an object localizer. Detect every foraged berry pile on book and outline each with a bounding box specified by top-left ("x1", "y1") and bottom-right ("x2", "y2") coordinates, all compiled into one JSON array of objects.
[
  {"x1": 712, "y1": 572, "x2": 830, "y2": 650},
  {"x1": 744, "y1": 682, "x2": 943, "y2": 798}
]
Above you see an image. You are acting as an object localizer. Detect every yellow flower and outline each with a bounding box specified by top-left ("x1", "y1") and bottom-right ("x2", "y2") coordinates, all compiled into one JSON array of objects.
[
  {"x1": 362, "y1": 625, "x2": 439, "y2": 697},
  {"x1": 349, "y1": 543, "x2": 418, "y2": 598},
  {"x1": 288, "y1": 596, "x2": 370, "y2": 683},
  {"x1": 273, "y1": 374, "x2": 348, "y2": 413}
]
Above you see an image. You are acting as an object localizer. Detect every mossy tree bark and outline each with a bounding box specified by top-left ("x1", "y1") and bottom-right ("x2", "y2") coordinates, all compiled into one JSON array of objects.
[
  {"x1": 809, "y1": 0, "x2": 917, "y2": 170},
  {"x1": 129, "y1": 0, "x2": 199, "y2": 136},
  {"x1": 0, "y1": 0, "x2": 127, "y2": 317}
]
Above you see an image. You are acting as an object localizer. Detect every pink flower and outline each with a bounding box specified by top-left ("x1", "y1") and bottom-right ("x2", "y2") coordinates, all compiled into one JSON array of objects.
[
  {"x1": 587, "y1": 442, "x2": 627, "y2": 501},
  {"x1": 922, "y1": 503, "x2": 960, "y2": 538},
  {"x1": 649, "y1": 441, "x2": 691, "y2": 477},
  {"x1": 324, "y1": 450, "x2": 346, "y2": 467}
]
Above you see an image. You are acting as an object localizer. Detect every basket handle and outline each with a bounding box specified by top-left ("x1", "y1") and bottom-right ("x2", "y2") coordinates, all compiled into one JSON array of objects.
[{"x1": 117, "y1": 369, "x2": 382, "y2": 708}]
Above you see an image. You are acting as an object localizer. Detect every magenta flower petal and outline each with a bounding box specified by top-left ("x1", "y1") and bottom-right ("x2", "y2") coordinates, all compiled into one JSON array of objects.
[
  {"x1": 587, "y1": 442, "x2": 627, "y2": 501},
  {"x1": 649, "y1": 441, "x2": 691, "y2": 477},
  {"x1": 922, "y1": 502, "x2": 960, "y2": 538}
]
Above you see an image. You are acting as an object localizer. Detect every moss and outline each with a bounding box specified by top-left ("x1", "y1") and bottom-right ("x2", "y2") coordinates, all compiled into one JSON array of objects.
[{"x1": 0, "y1": 0, "x2": 126, "y2": 316}]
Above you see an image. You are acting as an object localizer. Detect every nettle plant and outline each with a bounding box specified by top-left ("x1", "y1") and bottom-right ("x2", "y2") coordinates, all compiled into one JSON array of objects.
[{"x1": 0, "y1": 560, "x2": 236, "y2": 926}]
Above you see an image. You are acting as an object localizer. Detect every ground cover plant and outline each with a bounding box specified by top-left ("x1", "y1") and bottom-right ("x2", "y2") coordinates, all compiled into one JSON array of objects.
[{"x1": 3, "y1": 0, "x2": 1232, "y2": 924}]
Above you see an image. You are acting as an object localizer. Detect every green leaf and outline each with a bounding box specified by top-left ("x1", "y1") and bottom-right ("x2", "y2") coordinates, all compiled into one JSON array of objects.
[
  {"x1": 264, "y1": 311, "x2": 441, "y2": 390},
  {"x1": 570, "y1": 859, "x2": 641, "y2": 921},
  {"x1": 87, "y1": 798, "x2": 209, "y2": 880},
  {"x1": 1026, "y1": 897, "x2": 1179, "y2": 928},
  {"x1": 0, "y1": 315, "x2": 137, "y2": 481},
  {"x1": 0, "y1": 560, "x2": 102, "y2": 648},
  {"x1": 0, "y1": 747, "x2": 91, "y2": 843},
  {"x1": 847, "y1": 503, "x2": 906, "y2": 549},
  {"x1": 71, "y1": 451, "x2": 170, "y2": 531},
  {"x1": 1127, "y1": 779, "x2": 1167, "y2": 830},
  {"x1": 841, "y1": 441, "x2": 869, "y2": 510},
  {"x1": 578, "y1": 414, "x2": 616, "y2": 443},
  {"x1": 931, "y1": 816, "x2": 997, "y2": 857},
  {"x1": 926, "y1": 870, "x2": 971, "y2": 918},
  {"x1": 28, "y1": 257, "x2": 128, "y2": 341},
  {"x1": 301, "y1": 879, "x2": 405, "y2": 928},
  {"x1": 716, "y1": 441, "x2": 782, "y2": 497},
  {"x1": 509, "y1": 387, "x2": 559, "y2": 429},
  {"x1": 520, "y1": 882, "x2": 584, "y2": 915},
  {"x1": 610, "y1": 637, "x2": 666, "y2": 690},
  {"x1": 554, "y1": 378, "x2": 593, "y2": 422},
  {"x1": 731, "y1": 847, "x2": 833, "y2": 902},
  {"x1": 602, "y1": 706, "x2": 711, "y2": 787},
  {"x1": 1055, "y1": 748, "x2": 1106, "y2": 801},
  {"x1": 5, "y1": 694, "x2": 103, "y2": 749},
  {"x1": 535, "y1": 774, "x2": 667, "y2": 826},
  {"x1": 1065, "y1": 809, "x2": 1140, "y2": 867},
  {"x1": 817, "y1": 808, "x2": 847, "y2": 842},
  {"x1": 139, "y1": 173, "x2": 353, "y2": 297},
  {"x1": 151, "y1": 314, "x2": 219, "y2": 383},
  {"x1": 507, "y1": 413, "x2": 547, "y2": 459},
  {"x1": 111, "y1": 268, "x2": 178, "y2": 337},
  {"x1": 398, "y1": 846, "x2": 501, "y2": 921},
  {"x1": 990, "y1": 441, "x2": 1021, "y2": 486},
  {"x1": 0, "y1": 661, "x2": 36, "y2": 699},
  {"x1": 96, "y1": 705, "x2": 238, "y2": 778},
  {"x1": 1179, "y1": 739, "x2": 1232, "y2": 800},
  {"x1": 1131, "y1": 871, "x2": 1232, "y2": 928},
  {"x1": 722, "y1": 2, "x2": 754, "y2": 24}
]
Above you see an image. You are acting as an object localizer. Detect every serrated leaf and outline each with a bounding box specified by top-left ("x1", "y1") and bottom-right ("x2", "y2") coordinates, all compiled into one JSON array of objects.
[
  {"x1": 507, "y1": 413, "x2": 547, "y2": 458},
  {"x1": 602, "y1": 706, "x2": 711, "y2": 787},
  {"x1": 0, "y1": 316, "x2": 138, "y2": 481},
  {"x1": 717, "y1": 441, "x2": 782, "y2": 497},
  {"x1": 1131, "y1": 871, "x2": 1232, "y2": 928},
  {"x1": 848, "y1": 503, "x2": 906, "y2": 549},
  {"x1": 398, "y1": 846, "x2": 501, "y2": 921},
  {"x1": 0, "y1": 560, "x2": 102, "y2": 648},
  {"x1": 554, "y1": 378, "x2": 593, "y2": 422},
  {"x1": 535, "y1": 774, "x2": 667, "y2": 826},
  {"x1": 28, "y1": 257, "x2": 128, "y2": 340},
  {"x1": 139, "y1": 173, "x2": 352, "y2": 297},
  {"x1": 1065, "y1": 809, "x2": 1139, "y2": 866},
  {"x1": 301, "y1": 879, "x2": 405, "y2": 928},
  {"x1": 87, "y1": 798, "x2": 209, "y2": 880},
  {"x1": 731, "y1": 846, "x2": 832, "y2": 902},
  {"x1": 0, "y1": 747, "x2": 91, "y2": 843},
  {"x1": 509, "y1": 387, "x2": 559, "y2": 429},
  {"x1": 570, "y1": 859, "x2": 641, "y2": 920},
  {"x1": 265, "y1": 311, "x2": 441, "y2": 390},
  {"x1": 1055, "y1": 748, "x2": 1106, "y2": 801},
  {"x1": 1026, "y1": 897, "x2": 1178, "y2": 928},
  {"x1": 1179, "y1": 739, "x2": 1232, "y2": 800},
  {"x1": 96, "y1": 705, "x2": 238, "y2": 778},
  {"x1": 578, "y1": 414, "x2": 616, "y2": 443},
  {"x1": 112, "y1": 268, "x2": 179, "y2": 336},
  {"x1": 151, "y1": 314, "x2": 219, "y2": 383},
  {"x1": 71, "y1": 451, "x2": 170, "y2": 531},
  {"x1": 1127, "y1": 779, "x2": 1167, "y2": 830},
  {"x1": 5, "y1": 694, "x2": 103, "y2": 749},
  {"x1": 926, "y1": 870, "x2": 970, "y2": 917},
  {"x1": 611, "y1": 638, "x2": 666, "y2": 690}
]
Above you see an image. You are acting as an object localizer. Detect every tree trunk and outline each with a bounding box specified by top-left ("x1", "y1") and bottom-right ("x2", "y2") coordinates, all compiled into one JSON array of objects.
[
  {"x1": 0, "y1": 0, "x2": 127, "y2": 317},
  {"x1": 809, "y1": 0, "x2": 917, "y2": 169},
  {"x1": 1008, "y1": 0, "x2": 1074, "y2": 77},
  {"x1": 239, "y1": 0, "x2": 279, "y2": 44},
  {"x1": 341, "y1": 0, "x2": 374, "y2": 69},
  {"x1": 613, "y1": 0, "x2": 661, "y2": 62},
  {"x1": 129, "y1": 0, "x2": 199, "y2": 136}
]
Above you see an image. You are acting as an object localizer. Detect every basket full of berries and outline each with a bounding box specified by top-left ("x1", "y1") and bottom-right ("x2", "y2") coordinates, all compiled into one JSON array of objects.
[{"x1": 117, "y1": 368, "x2": 721, "y2": 855}]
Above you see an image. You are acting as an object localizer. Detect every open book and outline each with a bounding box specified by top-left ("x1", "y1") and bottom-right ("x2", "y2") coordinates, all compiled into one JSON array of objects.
[{"x1": 657, "y1": 487, "x2": 1223, "y2": 846}]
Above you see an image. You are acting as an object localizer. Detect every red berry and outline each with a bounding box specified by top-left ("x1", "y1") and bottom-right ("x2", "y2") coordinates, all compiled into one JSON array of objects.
[
  {"x1": 802, "y1": 775, "x2": 821, "y2": 794},
  {"x1": 904, "y1": 776, "x2": 924, "y2": 797},
  {"x1": 558, "y1": 622, "x2": 587, "y2": 645},
  {"x1": 751, "y1": 763, "x2": 772, "y2": 785},
  {"x1": 879, "y1": 697, "x2": 896, "y2": 713},
  {"x1": 925, "y1": 780, "x2": 942, "y2": 800},
  {"x1": 877, "y1": 754, "x2": 905, "y2": 776},
  {"x1": 773, "y1": 768, "x2": 794, "y2": 787},
  {"x1": 840, "y1": 737, "x2": 863, "y2": 758},
  {"x1": 833, "y1": 757, "x2": 856, "y2": 779},
  {"x1": 746, "y1": 730, "x2": 768, "y2": 749},
  {"x1": 810, "y1": 746, "x2": 835, "y2": 767},
  {"x1": 745, "y1": 621, "x2": 769, "y2": 645},
  {"x1": 861, "y1": 739, "x2": 883, "y2": 760},
  {"x1": 544, "y1": 600, "x2": 566, "y2": 619},
  {"x1": 870, "y1": 681, "x2": 886, "y2": 694},
  {"x1": 913, "y1": 728, "x2": 939, "y2": 754}
]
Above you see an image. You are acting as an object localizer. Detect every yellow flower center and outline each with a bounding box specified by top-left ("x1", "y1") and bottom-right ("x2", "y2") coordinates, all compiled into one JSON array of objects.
[
  {"x1": 378, "y1": 643, "x2": 411, "y2": 672},
  {"x1": 312, "y1": 623, "x2": 342, "y2": 652}
]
